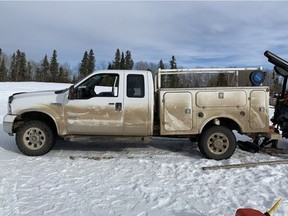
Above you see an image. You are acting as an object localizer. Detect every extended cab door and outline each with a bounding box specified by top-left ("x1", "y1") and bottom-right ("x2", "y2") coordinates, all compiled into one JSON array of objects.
[
  {"x1": 64, "y1": 72, "x2": 124, "y2": 135},
  {"x1": 123, "y1": 72, "x2": 152, "y2": 136}
]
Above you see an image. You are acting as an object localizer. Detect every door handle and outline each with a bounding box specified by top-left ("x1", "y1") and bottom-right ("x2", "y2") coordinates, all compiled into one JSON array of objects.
[{"x1": 115, "y1": 102, "x2": 122, "y2": 111}]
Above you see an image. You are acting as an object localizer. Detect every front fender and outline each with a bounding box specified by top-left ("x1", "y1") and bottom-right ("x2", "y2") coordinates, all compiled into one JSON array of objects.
[{"x1": 16, "y1": 107, "x2": 67, "y2": 136}]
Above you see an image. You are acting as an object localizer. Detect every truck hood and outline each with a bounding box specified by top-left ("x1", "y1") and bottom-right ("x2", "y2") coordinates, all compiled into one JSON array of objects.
[
  {"x1": 9, "y1": 88, "x2": 69, "y2": 114},
  {"x1": 11, "y1": 90, "x2": 56, "y2": 99},
  {"x1": 10, "y1": 89, "x2": 68, "y2": 101}
]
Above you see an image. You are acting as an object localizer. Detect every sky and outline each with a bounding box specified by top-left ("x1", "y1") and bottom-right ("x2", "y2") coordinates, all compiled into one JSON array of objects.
[{"x1": 1, "y1": 1, "x2": 288, "y2": 70}]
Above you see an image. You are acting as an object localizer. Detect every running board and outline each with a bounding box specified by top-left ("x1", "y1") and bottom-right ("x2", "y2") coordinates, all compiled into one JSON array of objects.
[{"x1": 63, "y1": 135, "x2": 152, "y2": 143}]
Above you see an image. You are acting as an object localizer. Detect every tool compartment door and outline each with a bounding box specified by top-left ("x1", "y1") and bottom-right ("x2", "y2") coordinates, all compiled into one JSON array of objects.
[
  {"x1": 163, "y1": 92, "x2": 193, "y2": 131},
  {"x1": 249, "y1": 90, "x2": 268, "y2": 129}
]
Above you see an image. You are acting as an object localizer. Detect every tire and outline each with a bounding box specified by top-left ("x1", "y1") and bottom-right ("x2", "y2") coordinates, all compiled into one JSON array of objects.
[
  {"x1": 198, "y1": 126, "x2": 236, "y2": 160},
  {"x1": 16, "y1": 120, "x2": 56, "y2": 156}
]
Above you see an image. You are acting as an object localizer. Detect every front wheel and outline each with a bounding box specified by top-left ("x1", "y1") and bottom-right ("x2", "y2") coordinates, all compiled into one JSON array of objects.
[
  {"x1": 198, "y1": 126, "x2": 236, "y2": 160},
  {"x1": 16, "y1": 120, "x2": 56, "y2": 156}
]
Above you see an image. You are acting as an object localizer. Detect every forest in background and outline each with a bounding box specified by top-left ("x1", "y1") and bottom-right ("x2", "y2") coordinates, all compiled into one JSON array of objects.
[
  {"x1": 0, "y1": 48, "x2": 160, "y2": 83},
  {"x1": 0, "y1": 48, "x2": 281, "y2": 94}
]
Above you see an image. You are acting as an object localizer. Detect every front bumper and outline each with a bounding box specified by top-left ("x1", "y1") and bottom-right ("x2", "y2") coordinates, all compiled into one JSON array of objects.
[{"x1": 3, "y1": 114, "x2": 17, "y2": 135}]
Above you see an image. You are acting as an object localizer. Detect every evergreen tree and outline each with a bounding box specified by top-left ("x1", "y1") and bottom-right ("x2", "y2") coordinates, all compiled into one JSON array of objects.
[
  {"x1": 15, "y1": 50, "x2": 22, "y2": 81},
  {"x1": 169, "y1": 55, "x2": 177, "y2": 69},
  {"x1": 167, "y1": 55, "x2": 179, "y2": 87},
  {"x1": 112, "y1": 48, "x2": 121, "y2": 69},
  {"x1": 158, "y1": 59, "x2": 165, "y2": 86},
  {"x1": 87, "y1": 49, "x2": 95, "y2": 74},
  {"x1": 159, "y1": 59, "x2": 164, "y2": 69},
  {"x1": 110, "y1": 49, "x2": 134, "y2": 70},
  {"x1": 0, "y1": 48, "x2": 7, "y2": 81},
  {"x1": 79, "y1": 49, "x2": 95, "y2": 79},
  {"x1": 19, "y1": 51, "x2": 28, "y2": 81},
  {"x1": 124, "y1": 50, "x2": 134, "y2": 70},
  {"x1": 26, "y1": 61, "x2": 32, "y2": 81},
  {"x1": 0, "y1": 49, "x2": 76, "y2": 82},
  {"x1": 0, "y1": 58, "x2": 7, "y2": 81},
  {"x1": 50, "y1": 50, "x2": 59, "y2": 82},
  {"x1": 37, "y1": 55, "x2": 50, "y2": 82},
  {"x1": 107, "y1": 63, "x2": 113, "y2": 70},
  {"x1": 10, "y1": 53, "x2": 16, "y2": 81},
  {"x1": 120, "y1": 52, "x2": 125, "y2": 69},
  {"x1": 79, "y1": 51, "x2": 88, "y2": 78},
  {"x1": 9, "y1": 50, "x2": 28, "y2": 81}
]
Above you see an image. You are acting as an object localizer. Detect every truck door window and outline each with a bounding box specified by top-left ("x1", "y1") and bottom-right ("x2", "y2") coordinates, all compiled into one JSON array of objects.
[
  {"x1": 75, "y1": 73, "x2": 119, "y2": 99},
  {"x1": 127, "y1": 74, "x2": 144, "y2": 98}
]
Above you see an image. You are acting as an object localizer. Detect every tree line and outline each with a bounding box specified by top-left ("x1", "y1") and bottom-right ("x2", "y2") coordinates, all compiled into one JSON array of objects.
[
  {"x1": 0, "y1": 47, "x2": 280, "y2": 94},
  {"x1": 0, "y1": 47, "x2": 178, "y2": 83},
  {"x1": 0, "y1": 48, "x2": 72, "y2": 83}
]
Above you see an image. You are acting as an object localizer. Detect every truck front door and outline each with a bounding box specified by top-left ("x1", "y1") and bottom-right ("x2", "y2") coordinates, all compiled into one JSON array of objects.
[{"x1": 64, "y1": 72, "x2": 124, "y2": 135}]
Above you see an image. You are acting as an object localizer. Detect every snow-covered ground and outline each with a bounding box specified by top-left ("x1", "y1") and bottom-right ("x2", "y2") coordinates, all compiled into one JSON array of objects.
[{"x1": 0, "y1": 82, "x2": 288, "y2": 216}]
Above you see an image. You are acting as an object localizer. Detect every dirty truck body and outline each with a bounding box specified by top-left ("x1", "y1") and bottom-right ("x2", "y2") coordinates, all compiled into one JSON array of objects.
[
  {"x1": 159, "y1": 85, "x2": 269, "y2": 135},
  {"x1": 3, "y1": 67, "x2": 275, "y2": 160}
]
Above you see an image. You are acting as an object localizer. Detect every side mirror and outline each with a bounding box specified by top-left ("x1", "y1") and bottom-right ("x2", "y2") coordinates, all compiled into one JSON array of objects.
[{"x1": 68, "y1": 85, "x2": 75, "y2": 100}]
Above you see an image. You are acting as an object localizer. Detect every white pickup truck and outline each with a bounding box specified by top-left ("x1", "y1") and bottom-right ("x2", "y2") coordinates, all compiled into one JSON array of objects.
[{"x1": 3, "y1": 66, "x2": 278, "y2": 160}]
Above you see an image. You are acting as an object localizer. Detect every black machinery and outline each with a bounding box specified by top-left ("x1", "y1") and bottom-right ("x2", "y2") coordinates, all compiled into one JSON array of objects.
[{"x1": 264, "y1": 50, "x2": 288, "y2": 139}]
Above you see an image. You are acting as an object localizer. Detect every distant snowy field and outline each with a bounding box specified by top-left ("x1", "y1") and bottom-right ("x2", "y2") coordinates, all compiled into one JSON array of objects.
[{"x1": 0, "y1": 82, "x2": 288, "y2": 216}]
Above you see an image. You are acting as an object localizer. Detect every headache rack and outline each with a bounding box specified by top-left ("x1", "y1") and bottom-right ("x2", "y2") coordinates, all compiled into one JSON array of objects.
[{"x1": 154, "y1": 67, "x2": 263, "y2": 91}]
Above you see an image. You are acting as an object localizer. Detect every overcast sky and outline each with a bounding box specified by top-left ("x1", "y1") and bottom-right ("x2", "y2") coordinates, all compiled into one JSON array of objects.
[{"x1": 1, "y1": 1, "x2": 288, "y2": 69}]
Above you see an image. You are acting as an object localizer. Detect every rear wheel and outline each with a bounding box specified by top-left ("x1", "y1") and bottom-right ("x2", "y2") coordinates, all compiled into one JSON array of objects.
[
  {"x1": 16, "y1": 120, "x2": 56, "y2": 156},
  {"x1": 198, "y1": 126, "x2": 236, "y2": 160}
]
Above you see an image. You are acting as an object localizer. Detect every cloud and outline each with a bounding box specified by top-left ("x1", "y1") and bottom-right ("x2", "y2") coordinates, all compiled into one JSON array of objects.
[{"x1": 1, "y1": 1, "x2": 288, "y2": 69}]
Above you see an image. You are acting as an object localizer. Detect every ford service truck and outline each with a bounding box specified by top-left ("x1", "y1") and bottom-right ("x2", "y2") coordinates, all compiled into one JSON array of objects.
[{"x1": 3, "y1": 52, "x2": 282, "y2": 160}]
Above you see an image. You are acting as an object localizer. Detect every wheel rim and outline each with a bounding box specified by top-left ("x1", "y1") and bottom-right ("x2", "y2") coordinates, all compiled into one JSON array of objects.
[
  {"x1": 207, "y1": 132, "x2": 229, "y2": 155},
  {"x1": 23, "y1": 127, "x2": 46, "y2": 150}
]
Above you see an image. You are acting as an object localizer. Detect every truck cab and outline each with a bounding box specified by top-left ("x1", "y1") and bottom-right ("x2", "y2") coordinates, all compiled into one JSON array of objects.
[
  {"x1": 3, "y1": 70, "x2": 154, "y2": 156},
  {"x1": 65, "y1": 70, "x2": 154, "y2": 136}
]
